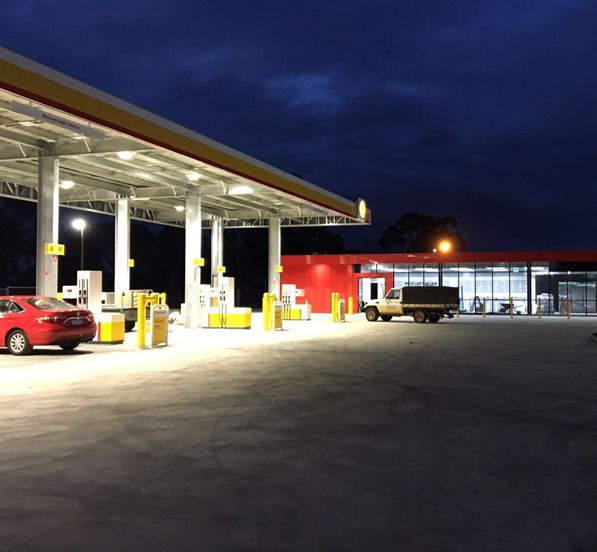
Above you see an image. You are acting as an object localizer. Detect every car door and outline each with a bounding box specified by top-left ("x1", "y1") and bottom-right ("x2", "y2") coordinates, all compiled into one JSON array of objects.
[
  {"x1": 384, "y1": 289, "x2": 402, "y2": 315},
  {"x1": 0, "y1": 299, "x2": 20, "y2": 343}
]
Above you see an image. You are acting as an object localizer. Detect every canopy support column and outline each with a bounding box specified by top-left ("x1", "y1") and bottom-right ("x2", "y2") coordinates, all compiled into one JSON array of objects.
[
  {"x1": 210, "y1": 218, "x2": 223, "y2": 287},
  {"x1": 268, "y1": 217, "x2": 281, "y2": 299},
  {"x1": 184, "y1": 193, "x2": 202, "y2": 328},
  {"x1": 36, "y1": 156, "x2": 59, "y2": 297},
  {"x1": 114, "y1": 198, "x2": 130, "y2": 297}
]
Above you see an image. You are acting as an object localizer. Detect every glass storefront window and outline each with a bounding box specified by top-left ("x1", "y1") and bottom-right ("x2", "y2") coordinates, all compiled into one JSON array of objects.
[
  {"x1": 394, "y1": 264, "x2": 409, "y2": 289},
  {"x1": 476, "y1": 265, "x2": 493, "y2": 313},
  {"x1": 441, "y1": 263, "x2": 459, "y2": 290},
  {"x1": 409, "y1": 264, "x2": 425, "y2": 286},
  {"x1": 492, "y1": 262, "x2": 509, "y2": 314},
  {"x1": 355, "y1": 260, "x2": 597, "y2": 316},
  {"x1": 531, "y1": 262, "x2": 551, "y2": 314},
  {"x1": 459, "y1": 263, "x2": 477, "y2": 312},
  {"x1": 376, "y1": 263, "x2": 393, "y2": 273},
  {"x1": 588, "y1": 272, "x2": 597, "y2": 315},
  {"x1": 424, "y1": 264, "x2": 439, "y2": 286},
  {"x1": 360, "y1": 263, "x2": 377, "y2": 273},
  {"x1": 510, "y1": 263, "x2": 528, "y2": 314}
]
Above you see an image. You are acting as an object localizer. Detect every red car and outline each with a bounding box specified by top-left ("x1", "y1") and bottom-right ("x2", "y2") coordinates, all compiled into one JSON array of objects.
[{"x1": 0, "y1": 296, "x2": 96, "y2": 355}]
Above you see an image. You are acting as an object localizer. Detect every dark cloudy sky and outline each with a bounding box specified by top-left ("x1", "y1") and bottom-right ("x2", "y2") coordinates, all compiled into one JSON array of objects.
[{"x1": 3, "y1": 0, "x2": 597, "y2": 251}]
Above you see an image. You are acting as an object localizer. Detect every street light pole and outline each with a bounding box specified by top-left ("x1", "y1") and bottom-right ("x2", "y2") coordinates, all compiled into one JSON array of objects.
[
  {"x1": 80, "y1": 226, "x2": 84, "y2": 270},
  {"x1": 72, "y1": 218, "x2": 87, "y2": 271}
]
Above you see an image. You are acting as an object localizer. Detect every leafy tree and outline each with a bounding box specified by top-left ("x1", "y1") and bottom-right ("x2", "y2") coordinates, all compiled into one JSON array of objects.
[{"x1": 379, "y1": 212, "x2": 466, "y2": 253}]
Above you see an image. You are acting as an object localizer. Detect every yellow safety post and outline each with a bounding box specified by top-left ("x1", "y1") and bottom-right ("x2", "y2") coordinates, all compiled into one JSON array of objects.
[
  {"x1": 331, "y1": 292, "x2": 340, "y2": 322},
  {"x1": 262, "y1": 292, "x2": 271, "y2": 331},
  {"x1": 567, "y1": 298, "x2": 571, "y2": 319},
  {"x1": 510, "y1": 297, "x2": 514, "y2": 319},
  {"x1": 348, "y1": 296, "x2": 354, "y2": 315},
  {"x1": 137, "y1": 292, "x2": 146, "y2": 348},
  {"x1": 537, "y1": 300, "x2": 542, "y2": 319},
  {"x1": 482, "y1": 298, "x2": 486, "y2": 319}
]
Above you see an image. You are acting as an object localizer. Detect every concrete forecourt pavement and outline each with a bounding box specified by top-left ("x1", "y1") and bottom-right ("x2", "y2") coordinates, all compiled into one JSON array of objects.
[{"x1": 1, "y1": 315, "x2": 597, "y2": 551}]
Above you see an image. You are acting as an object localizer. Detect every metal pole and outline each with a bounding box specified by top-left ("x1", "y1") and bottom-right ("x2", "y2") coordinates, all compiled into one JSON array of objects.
[{"x1": 80, "y1": 228, "x2": 84, "y2": 270}]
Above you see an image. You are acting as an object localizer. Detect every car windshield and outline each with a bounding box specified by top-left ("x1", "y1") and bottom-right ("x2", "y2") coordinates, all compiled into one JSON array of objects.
[{"x1": 23, "y1": 298, "x2": 77, "y2": 311}]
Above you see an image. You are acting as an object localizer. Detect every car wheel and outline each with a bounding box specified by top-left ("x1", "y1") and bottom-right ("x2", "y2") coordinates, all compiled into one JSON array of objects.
[
  {"x1": 7, "y1": 329, "x2": 32, "y2": 356},
  {"x1": 125, "y1": 321, "x2": 136, "y2": 332},
  {"x1": 428, "y1": 312, "x2": 441, "y2": 323},
  {"x1": 380, "y1": 315, "x2": 393, "y2": 322},
  {"x1": 413, "y1": 310, "x2": 427, "y2": 324},
  {"x1": 59, "y1": 341, "x2": 80, "y2": 351},
  {"x1": 365, "y1": 307, "x2": 379, "y2": 322}
]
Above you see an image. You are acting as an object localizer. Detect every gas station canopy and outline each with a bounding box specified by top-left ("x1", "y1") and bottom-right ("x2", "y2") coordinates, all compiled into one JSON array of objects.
[{"x1": 0, "y1": 47, "x2": 369, "y2": 229}]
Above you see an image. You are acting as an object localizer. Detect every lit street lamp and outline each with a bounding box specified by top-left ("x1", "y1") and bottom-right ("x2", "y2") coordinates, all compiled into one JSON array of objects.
[
  {"x1": 72, "y1": 218, "x2": 86, "y2": 269},
  {"x1": 438, "y1": 240, "x2": 452, "y2": 254}
]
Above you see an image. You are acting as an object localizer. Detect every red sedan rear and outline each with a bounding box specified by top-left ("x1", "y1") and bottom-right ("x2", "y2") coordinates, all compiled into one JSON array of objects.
[{"x1": 0, "y1": 296, "x2": 96, "y2": 355}]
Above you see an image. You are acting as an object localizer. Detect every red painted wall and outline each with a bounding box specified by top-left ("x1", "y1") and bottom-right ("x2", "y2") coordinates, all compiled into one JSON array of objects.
[{"x1": 282, "y1": 261, "x2": 353, "y2": 313}]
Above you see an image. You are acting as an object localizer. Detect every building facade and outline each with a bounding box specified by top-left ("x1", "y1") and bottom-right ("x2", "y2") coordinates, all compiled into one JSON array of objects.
[{"x1": 281, "y1": 251, "x2": 597, "y2": 316}]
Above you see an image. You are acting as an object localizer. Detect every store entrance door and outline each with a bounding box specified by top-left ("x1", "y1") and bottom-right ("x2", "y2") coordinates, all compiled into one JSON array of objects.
[{"x1": 358, "y1": 278, "x2": 386, "y2": 311}]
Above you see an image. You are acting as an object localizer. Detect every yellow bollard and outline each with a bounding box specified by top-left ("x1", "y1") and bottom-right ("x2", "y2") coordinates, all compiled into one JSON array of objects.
[
  {"x1": 262, "y1": 292, "x2": 271, "y2": 331},
  {"x1": 348, "y1": 296, "x2": 354, "y2": 316},
  {"x1": 482, "y1": 298, "x2": 486, "y2": 319},
  {"x1": 567, "y1": 298, "x2": 571, "y2": 319},
  {"x1": 333, "y1": 292, "x2": 340, "y2": 322},
  {"x1": 330, "y1": 292, "x2": 337, "y2": 322},
  {"x1": 510, "y1": 297, "x2": 513, "y2": 319},
  {"x1": 137, "y1": 293, "x2": 146, "y2": 348},
  {"x1": 537, "y1": 300, "x2": 542, "y2": 319}
]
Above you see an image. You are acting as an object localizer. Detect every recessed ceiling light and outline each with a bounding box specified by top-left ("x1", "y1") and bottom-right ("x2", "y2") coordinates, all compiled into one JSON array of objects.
[
  {"x1": 174, "y1": 205, "x2": 185, "y2": 212},
  {"x1": 19, "y1": 120, "x2": 39, "y2": 127},
  {"x1": 186, "y1": 171, "x2": 201, "y2": 181},
  {"x1": 229, "y1": 185, "x2": 253, "y2": 195},
  {"x1": 59, "y1": 180, "x2": 75, "y2": 189},
  {"x1": 117, "y1": 151, "x2": 135, "y2": 160}
]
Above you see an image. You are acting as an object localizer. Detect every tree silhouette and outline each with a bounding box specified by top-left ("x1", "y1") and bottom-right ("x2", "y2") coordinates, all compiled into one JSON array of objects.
[{"x1": 379, "y1": 212, "x2": 466, "y2": 253}]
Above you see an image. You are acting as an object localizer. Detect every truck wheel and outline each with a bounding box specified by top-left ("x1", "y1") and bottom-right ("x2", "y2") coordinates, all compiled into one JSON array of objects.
[
  {"x1": 7, "y1": 329, "x2": 32, "y2": 355},
  {"x1": 413, "y1": 310, "x2": 427, "y2": 324},
  {"x1": 428, "y1": 312, "x2": 441, "y2": 323},
  {"x1": 365, "y1": 307, "x2": 379, "y2": 322},
  {"x1": 381, "y1": 315, "x2": 393, "y2": 322},
  {"x1": 125, "y1": 321, "x2": 136, "y2": 332}
]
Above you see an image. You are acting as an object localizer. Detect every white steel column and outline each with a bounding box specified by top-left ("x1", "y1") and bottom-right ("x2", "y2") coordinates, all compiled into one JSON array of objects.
[
  {"x1": 210, "y1": 218, "x2": 223, "y2": 287},
  {"x1": 268, "y1": 217, "x2": 281, "y2": 298},
  {"x1": 184, "y1": 193, "x2": 202, "y2": 328},
  {"x1": 114, "y1": 198, "x2": 130, "y2": 296},
  {"x1": 36, "y1": 156, "x2": 59, "y2": 297}
]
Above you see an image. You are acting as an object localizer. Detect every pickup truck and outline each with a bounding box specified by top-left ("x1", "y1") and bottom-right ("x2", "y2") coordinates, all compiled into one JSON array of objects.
[{"x1": 363, "y1": 286, "x2": 459, "y2": 323}]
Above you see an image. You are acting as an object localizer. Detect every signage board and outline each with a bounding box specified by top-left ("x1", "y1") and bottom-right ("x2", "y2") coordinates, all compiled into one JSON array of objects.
[{"x1": 150, "y1": 304, "x2": 169, "y2": 348}]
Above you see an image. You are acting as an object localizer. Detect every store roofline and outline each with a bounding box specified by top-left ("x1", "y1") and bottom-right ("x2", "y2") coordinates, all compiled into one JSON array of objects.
[{"x1": 281, "y1": 251, "x2": 597, "y2": 265}]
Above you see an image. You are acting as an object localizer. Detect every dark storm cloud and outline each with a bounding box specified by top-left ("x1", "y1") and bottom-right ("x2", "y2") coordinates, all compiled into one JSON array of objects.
[{"x1": 3, "y1": 0, "x2": 597, "y2": 249}]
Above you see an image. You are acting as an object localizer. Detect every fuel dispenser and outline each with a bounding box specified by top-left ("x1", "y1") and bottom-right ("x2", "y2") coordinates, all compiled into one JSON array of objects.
[
  {"x1": 281, "y1": 284, "x2": 312, "y2": 321},
  {"x1": 76, "y1": 271, "x2": 125, "y2": 343},
  {"x1": 206, "y1": 277, "x2": 252, "y2": 329}
]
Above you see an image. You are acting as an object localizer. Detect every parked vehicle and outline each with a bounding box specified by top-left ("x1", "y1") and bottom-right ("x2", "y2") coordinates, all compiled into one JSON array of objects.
[
  {"x1": 0, "y1": 296, "x2": 96, "y2": 355},
  {"x1": 363, "y1": 286, "x2": 460, "y2": 323}
]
